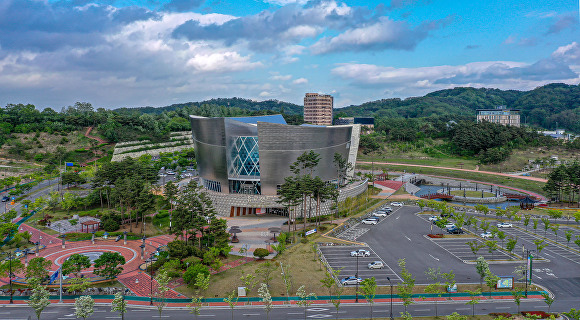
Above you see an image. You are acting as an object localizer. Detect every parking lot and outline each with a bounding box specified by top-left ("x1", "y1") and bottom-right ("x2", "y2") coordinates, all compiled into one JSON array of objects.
[
  {"x1": 428, "y1": 237, "x2": 514, "y2": 262},
  {"x1": 319, "y1": 245, "x2": 402, "y2": 286}
]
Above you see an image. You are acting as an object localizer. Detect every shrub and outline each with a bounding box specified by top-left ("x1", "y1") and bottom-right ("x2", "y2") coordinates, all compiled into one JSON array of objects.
[
  {"x1": 253, "y1": 248, "x2": 270, "y2": 259},
  {"x1": 102, "y1": 219, "x2": 120, "y2": 232},
  {"x1": 522, "y1": 311, "x2": 551, "y2": 318},
  {"x1": 489, "y1": 313, "x2": 512, "y2": 318},
  {"x1": 300, "y1": 238, "x2": 308, "y2": 244},
  {"x1": 183, "y1": 263, "x2": 210, "y2": 286}
]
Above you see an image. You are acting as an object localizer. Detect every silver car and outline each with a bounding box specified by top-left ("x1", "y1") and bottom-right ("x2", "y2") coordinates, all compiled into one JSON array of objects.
[{"x1": 367, "y1": 261, "x2": 384, "y2": 269}]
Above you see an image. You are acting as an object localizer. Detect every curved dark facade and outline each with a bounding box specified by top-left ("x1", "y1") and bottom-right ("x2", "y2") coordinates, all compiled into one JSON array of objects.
[{"x1": 190, "y1": 115, "x2": 359, "y2": 197}]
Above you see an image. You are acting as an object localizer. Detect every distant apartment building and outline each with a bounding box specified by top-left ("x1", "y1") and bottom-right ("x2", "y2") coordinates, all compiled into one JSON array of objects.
[
  {"x1": 304, "y1": 93, "x2": 333, "y2": 126},
  {"x1": 476, "y1": 106, "x2": 520, "y2": 127}
]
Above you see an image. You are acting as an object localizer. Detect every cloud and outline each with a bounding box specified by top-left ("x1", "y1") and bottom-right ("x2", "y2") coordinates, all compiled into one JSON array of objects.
[
  {"x1": 171, "y1": 1, "x2": 386, "y2": 52},
  {"x1": 270, "y1": 74, "x2": 293, "y2": 80},
  {"x1": 545, "y1": 14, "x2": 578, "y2": 35},
  {"x1": 292, "y1": 77, "x2": 308, "y2": 84},
  {"x1": 162, "y1": 0, "x2": 205, "y2": 12},
  {"x1": 465, "y1": 45, "x2": 480, "y2": 50},
  {"x1": 503, "y1": 35, "x2": 538, "y2": 47},
  {"x1": 310, "y1": 16, "x2": 449, "y2": 54},
  {"x1": 331, "y1": 42, "x2": 580, "y2": 97},
  {"x1": 186, "y1": 51, "x2": 262, "y2": 72}
]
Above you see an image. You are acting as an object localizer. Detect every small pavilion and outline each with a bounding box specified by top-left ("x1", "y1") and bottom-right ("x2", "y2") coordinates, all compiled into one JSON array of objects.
[
  {"x1": 80, "y1": 220, "x2": 100, "y2": 233},
  {"x1": 519, "y1": 196, "x2": 537, "y2": 210}
]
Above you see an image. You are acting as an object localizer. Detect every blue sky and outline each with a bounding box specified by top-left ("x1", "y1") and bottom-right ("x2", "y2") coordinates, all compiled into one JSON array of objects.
[{"x1": 0, "y1": 0, "x2": 578, "y2": 109}]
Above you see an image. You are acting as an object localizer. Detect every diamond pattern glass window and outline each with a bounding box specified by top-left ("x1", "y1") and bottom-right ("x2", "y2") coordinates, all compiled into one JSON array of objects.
[{"x1": 229, "y1": 136, "x2": 260, "y2": 177}]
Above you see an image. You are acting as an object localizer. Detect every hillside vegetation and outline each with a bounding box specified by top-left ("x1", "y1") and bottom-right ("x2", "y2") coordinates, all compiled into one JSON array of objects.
[{"x1": 337, "y1": 83, "x2": 580, "y2": 133}]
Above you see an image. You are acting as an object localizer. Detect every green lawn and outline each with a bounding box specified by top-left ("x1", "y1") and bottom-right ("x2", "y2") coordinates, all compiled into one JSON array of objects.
[{"x1": 450, "y1": 190, "x2": 495, "y2": 197}]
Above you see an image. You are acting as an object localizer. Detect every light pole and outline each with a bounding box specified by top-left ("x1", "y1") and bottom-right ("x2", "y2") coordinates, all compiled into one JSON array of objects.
[
  {"x1": 122, "y1": 288, "x2": 129, "y2": 320},
  {"x1": 2, "y1": 251, "x2": 15, "y2": 303},
  {"x1": 148, "y1": 252, "x2": 156, "y2": 306},
  {"x1": 355, "y1": 254, "x2": 359, "y2": 303},
  {"x1": 523, "y1": 248, "x2": 535, "y2": 298},
  {"x1": 387, "y1": 276, "x2": 393, "y2": 320}
]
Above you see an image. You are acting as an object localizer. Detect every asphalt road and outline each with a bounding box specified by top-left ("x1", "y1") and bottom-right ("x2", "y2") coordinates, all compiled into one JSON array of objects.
[{"x1": 0, "y1": 299, "x2": 561, "y2": 320}]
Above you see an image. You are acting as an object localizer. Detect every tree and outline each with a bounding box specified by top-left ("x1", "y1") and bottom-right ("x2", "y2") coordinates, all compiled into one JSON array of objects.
[
  {"x1": 484, "y1": 270, "x2": 500, "y2": 298},
  {"x1": 258, "y1": 283, "x2": 273, "y2": 320},
  {"x1": 74, "y1": 295, "x2": 95, "y2": 320},
  {"x1": 541, "y1": 292, "x2": 555, "y2": 313},
  {"x1": 441, "y1": 270, "x2": 456, "y2": 299},
  {"x1": 296, "y1": 285, "x2": 317, "y2": 320},
  {"x1": 475, "y1": 257, "x2": 489, "y2": 288},
  {"x1": 27, "y1": 278, "x2": 50, "y2": 320},
  {"x1": 111, "y1": 292, "x2": 128, "y2": 320},
  {"x1": 541, "y1": 217, "x2": 550, "y2": 237},
  {"x1": 26, "y1": 257, "x2": 52, "y2": 282},
  {"x1": 511, "y1": 290, "x2": 524, "y2": 314},
  {"x1": 66, "y1": 278, "x2": 91, "y2": 295},
  {"x1": 319, "y1": 268, "x2": 343, "y2": 320},
  {"x1": 154, "y1": 270, "x2": 171, "y2": 318},
  {"x1": 446, "y1": 312, "x2": 468, "y2": 320},
  {"x1": 240, "y1": 273, "x2": 258, "y2": 304},
  {"x1": 359, "y1": 277, "x2": 377, "y2": 320},
  {"x1": 188, "y1": 296, "x2": 203, "y2": 320},
  {"x1": 534, "y1": 239, "x2": 547, "y2": 258},
  {"x1": 223, "y1": 289, "x2": 239, "y2": 320},
  {"x1": 465, "y1": 289, "x2": 481, "y2": 317},
  {"x1": 397, "y1": 258, "x2": 415, "y2": 313},
  {"x1": 565, "y1": 230, "x2": 573, "y2": 247},
  {"x1": 523, "y1": 215, "x2": 531, "y2": 230},
  {"x1": 506, "y1": 238, "x2": 517, "y2": 258},
  {"x1": 93, "y1": 252, "x2": 125, "y2": 279},
  {"x1": 497, "y1": 231, "x2": 507, "y2": 248},
  {"x1": 564, "y1": 308, "x2": 580, "y2": 320},
  {"x1": 253, "y1": 248, "x2": 270, "y2": 260},
  {"x1": 424, "y1": 267, "x2": 444, "y2": 318},
  {"x1": 485, "y1": 240, "x2": 497, "y2": 260},
  {"x1": 62, "y1": 253, "x2": 91, "y2": 278},
  {"x1": 255, "y1": 261, "x2": 276, "y2": 288}
]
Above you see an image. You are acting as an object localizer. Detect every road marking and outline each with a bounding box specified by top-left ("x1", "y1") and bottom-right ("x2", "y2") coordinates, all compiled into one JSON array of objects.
[
  {"x1": 288, "y1": 312, "x2": 303, "y2": 315},
  {"x1": 415, "y1": 309, "x2": 431, "y2": 311},
  {"x1": 429, "y1": 254, "x2": 440, "y2": 261},
  {"x1": 405, "y1": 236, "x2": 412, "y2": 241},
  {"x1": 199, "y1": 315, "x2": 216, "y2": 317},
  {"x1": 243, "y1": 314, "x2": 261, "y2": 316},
  {"x1": 456, "y1": 308, "x2": 471, "y2": 310},
  {"x1": 496, "y1": 307, "x2": 511, "y2": 309},
  {"x1": 396, "y1": 216, "x2": 400, "y2": 220}
]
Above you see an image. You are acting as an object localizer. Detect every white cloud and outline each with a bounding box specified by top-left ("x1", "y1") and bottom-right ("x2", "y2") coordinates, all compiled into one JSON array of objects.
[
  {"x1": 270, "y1": 74, "x2": 293, "y2": 81},
  {"x1": 259, "y1": 91, "x2": 272, "y2": 97},
  {"x1": 186, "y1": 51, "x2": 262, "y2": 72},
  {"x1": 332, "y1": 43, "x2": 580, "y2": 97},
  {"x1": 293, "y1": 77, "x2": 308, "y2": 84}
]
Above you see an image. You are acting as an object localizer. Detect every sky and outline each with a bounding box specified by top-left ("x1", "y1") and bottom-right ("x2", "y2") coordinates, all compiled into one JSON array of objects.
[{"x1": 0, "y1": 0, "x2": 578, "y2": 109}]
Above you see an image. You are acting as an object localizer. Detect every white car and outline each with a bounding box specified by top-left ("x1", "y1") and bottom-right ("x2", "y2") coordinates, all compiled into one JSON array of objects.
[
  {"x1": 367, "y1": 261, "x2": 384, "y2": 269},
  {"x1": 340, "y1": 276, "x2": 362, "y2": 285},
  {"x1": 166, "y1": 171, "x2": 176, "y2": 175},
  {"x1": 382, "y1": 206, "x2": 393, "y2": 211},
  {"x1": 350, "y1": 249, "x2": 371, "y2": 257},
  {"x1": 390, "y1": 202, "x2": 403, "y2": 207},
  {"x1": 372, "y1": 212, "x2": 388, "y2": 217},
  {"x1": 361, "y1": 218, "x2": 378, "y2": 225},
  {"x1": 480, "y1": 231, "x2": 493, "y2": 239},
  {"x1": 444, "y1": 223, "x2": 456, "y2": 229},
  {"x1": 428, "y1": 216, "x2": 439, "y2": 221},
  {"x1": 497, "y1": 222, "x2": 513, "y2": 228}
]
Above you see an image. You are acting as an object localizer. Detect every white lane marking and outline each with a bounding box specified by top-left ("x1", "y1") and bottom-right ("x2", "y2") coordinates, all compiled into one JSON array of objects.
[
  {"x1": 496, "y1": 307, "x2": 511, "y2": 309},
  {"x1": 415, "y1": 309, "x2": 431, "y2": 311},
  {"x1": 199, "y1": 315, "x2": 216, "y2": 317},
  {"x1": 243, "y1": 314, "x2": 261, "y2": 316},
  {"x1": 396, "y1": 216, "x2": 400, "y2": 220},
  {"x1": 429, "y1": 254, "x2": 440, "y2": 261},
  {"x1": 405, "y1": 236, "x2": 412, "y2": 241}
]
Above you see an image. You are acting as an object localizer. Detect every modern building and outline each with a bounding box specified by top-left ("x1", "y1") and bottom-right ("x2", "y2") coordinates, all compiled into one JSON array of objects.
[
  {"x1": 476, "y1": 106, "x2": 520, "y2": 127},
  {"x1": 540, "y1": 129, "x2": 572, "y2": 140},
  {"x1": 304, "y1": 93, "x2": 333, "y2": 126},
  {"x1": 189, "y1": 114, "x2": 365, "y2": 217},
  {"x1": 335, "y1": 117, "x2": 375, "y2": 128}
]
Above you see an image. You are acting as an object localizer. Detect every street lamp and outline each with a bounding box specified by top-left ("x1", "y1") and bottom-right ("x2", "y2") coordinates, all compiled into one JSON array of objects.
[
  {"x1": 387, "y1": 276, "x2": 393, "y2": 320},
  {"x1": 523, "y1": 248, "x2": 535, "y2": 298},
  {"x1": 148, "y1": 252, "x2": 157, "y2": 306},
  {"x1": 121, "y1": 288, "x2": 129, "y2": 320},
  {"x1": 355, "y1": 254, "x2": 359, "y2": 303},
  {"x1": 1, "y1": 251, "x2": 16, "y2": 303}
]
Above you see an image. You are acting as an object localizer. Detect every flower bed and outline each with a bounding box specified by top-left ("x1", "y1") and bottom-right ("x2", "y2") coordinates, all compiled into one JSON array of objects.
[
  {"x1": 489, "y1": 313, "x2": 512, "y2": 318},
  {"x1": 428, "y1": 234, "x2": 444, "y2": 238},
  {"x1": 522, "y1": 311, "x2": 552, "y2": 318}
]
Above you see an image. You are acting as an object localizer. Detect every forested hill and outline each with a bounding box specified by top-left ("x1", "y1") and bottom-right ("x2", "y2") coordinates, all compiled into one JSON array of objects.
[
  {"x1": 119, "y1": 97, "x2": 303, "y2": 116},
  {"x1": 336, "y1": 83, "x2": 580, "y2": 133}
]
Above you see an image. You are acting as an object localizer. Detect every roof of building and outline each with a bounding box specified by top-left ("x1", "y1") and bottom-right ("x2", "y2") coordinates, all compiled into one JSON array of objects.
[{"x1": 229, "y1": 114, "x2": 287, "y2": 125}]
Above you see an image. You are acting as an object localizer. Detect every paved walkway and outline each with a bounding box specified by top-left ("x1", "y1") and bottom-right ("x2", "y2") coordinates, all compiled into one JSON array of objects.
[{"x1": 358, "y1": 161, "x2": 548, "y2": 183}]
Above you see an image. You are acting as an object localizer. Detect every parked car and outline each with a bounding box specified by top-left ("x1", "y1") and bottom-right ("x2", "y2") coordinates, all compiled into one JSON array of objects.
[
  {"x1": 361, "y1": 218, "x2": 378, "y2": 225},
  {"x1": 340, "y1": 276, "x2": 362, "y2": 285},
  {"x1": 1, "y1": 196, "x2": 9, "y2": 202},
  {"x1": 444, "y1": 223, "x2": 456, "y2": 229},
  {"x1": 367, "y1": 216, "x2": 380, "y2": 221},
  {"x1": 372, "y1": 212, "x2": 388, "y2": 217},
  {"x1": 367, "y1": 261, "x2": 384, "y2": 269},
  {"x1": 428, "y1": 216, "x2": 439, "y2": 221},
  {"x1": 390, "y1": 202, "x2": 403, "y2": 207},
  {"x1": 497, "y1": 222, "x2": 513, "y2": 228},
  {"x1": 441, "y1": 212, "x2": 454, "y2": 218},
  {"x1": 350, "y1": 249, "x2": 371, "y2": 257},
  {"x1": 166, "y1": 171, "x2": 176, "y2": 175},
  {"x1": 447, "y1": 227, "x2": 464, "y2": 234},
  {"x1": 480, "y1": 231, "x2": 493, "y2": 238},
  {"x1": 382, "y1": 206, "x2": 393, "y2": 211}
]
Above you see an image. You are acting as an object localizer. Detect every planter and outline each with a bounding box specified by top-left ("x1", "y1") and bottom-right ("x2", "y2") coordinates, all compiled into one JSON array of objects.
[{"x1": 428, "y1": 234, "x2": 444, "y2": 238}]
